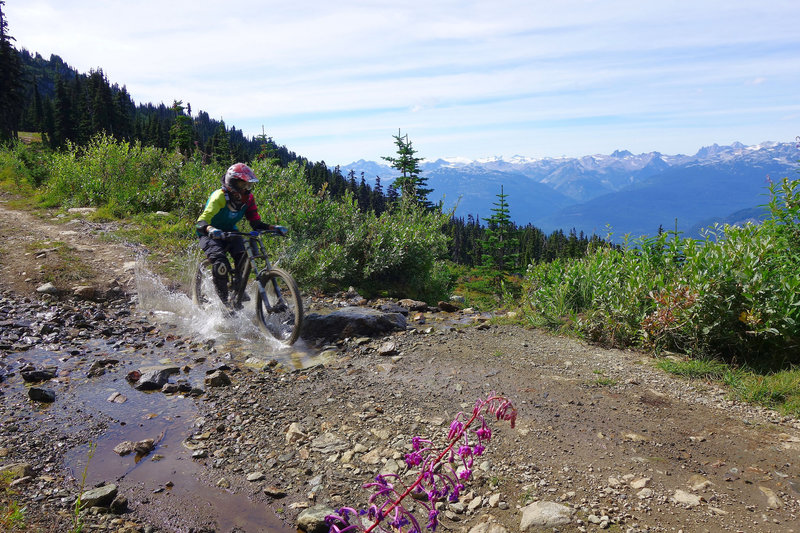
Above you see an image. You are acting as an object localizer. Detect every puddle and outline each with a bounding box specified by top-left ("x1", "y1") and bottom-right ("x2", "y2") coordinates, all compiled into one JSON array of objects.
[{"x1": 9, "y1": 260, "x2": 328, "y2": 532}]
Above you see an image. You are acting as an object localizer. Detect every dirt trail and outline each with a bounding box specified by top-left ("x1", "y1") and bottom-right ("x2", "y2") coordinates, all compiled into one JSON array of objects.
[{"x1": 1, "y1": 197, "x2": 799, "y2": 533}]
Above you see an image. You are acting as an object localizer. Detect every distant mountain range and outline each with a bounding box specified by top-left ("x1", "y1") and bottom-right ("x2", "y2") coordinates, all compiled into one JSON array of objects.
[{"x1": 339, "y1": 141, "x2": 799, "y2": 240}]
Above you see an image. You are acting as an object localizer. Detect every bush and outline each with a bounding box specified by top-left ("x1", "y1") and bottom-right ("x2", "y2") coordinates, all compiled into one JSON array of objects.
[
  {"x1": 249, "y1": 160, "x2": 451, "y2": 300},
  {"x1": 522, "y1": 178, "x2": 800, "y2": 365},
  {"x1": 43, "y1": 133, "x2": 186, "y2": 214}
]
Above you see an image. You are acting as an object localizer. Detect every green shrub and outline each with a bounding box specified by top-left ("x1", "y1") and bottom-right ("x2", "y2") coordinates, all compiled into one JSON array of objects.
[
  {"x1": 43, "y1": 133, "x2": 186, "y2": 214},
  {"x1": 522, "y1": 177, "x2": 800, "y2": 365},
  {"x1": 248, "y1": 159, "x2": 451, "y2": 300}
]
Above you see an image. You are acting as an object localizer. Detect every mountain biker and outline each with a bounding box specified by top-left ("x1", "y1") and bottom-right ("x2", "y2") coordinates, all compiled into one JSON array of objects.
[{"x1": 195, "y1": 162, "x2": 285, "y2": 306}]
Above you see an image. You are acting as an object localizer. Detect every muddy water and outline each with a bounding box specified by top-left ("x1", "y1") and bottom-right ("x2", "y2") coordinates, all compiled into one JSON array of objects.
[{"x1": 46, "y1": 265, "x2": 326, "y2": 532}]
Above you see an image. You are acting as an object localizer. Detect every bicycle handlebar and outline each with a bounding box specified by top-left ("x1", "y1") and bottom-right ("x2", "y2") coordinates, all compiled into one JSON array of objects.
[{"x1": 214, "y1": 229, "x2": 287, "y2": 239}]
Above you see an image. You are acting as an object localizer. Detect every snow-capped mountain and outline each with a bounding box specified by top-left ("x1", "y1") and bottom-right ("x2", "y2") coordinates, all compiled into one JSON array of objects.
[{"x1": 339, "y1": 141, "x2": 799, "y2": 239}]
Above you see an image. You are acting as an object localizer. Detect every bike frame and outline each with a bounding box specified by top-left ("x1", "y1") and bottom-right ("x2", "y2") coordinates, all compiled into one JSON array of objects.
[{"x1": 222, "y1": 230, "x2": 281, "y2": 309}]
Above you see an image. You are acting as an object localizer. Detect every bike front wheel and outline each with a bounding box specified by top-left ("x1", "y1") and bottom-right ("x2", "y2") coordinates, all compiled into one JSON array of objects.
[{"x1": 255, "y1": 268, "x2": 303, "y2": 344}]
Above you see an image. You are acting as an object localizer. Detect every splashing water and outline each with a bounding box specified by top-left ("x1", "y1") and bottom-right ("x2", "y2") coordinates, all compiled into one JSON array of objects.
[{"x1": 132, "y1": 254, "x2": 304, "y2": 358}]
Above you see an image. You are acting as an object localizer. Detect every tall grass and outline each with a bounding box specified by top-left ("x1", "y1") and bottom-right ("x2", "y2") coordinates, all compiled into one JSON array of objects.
[{"x1": 522, "y1": 176, "x2": 800, "y2": 367}]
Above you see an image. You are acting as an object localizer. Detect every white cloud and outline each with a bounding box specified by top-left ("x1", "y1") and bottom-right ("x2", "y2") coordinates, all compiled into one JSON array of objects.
[{"x1": 7, "y1": 0, "x2": 800, "y2": 163}]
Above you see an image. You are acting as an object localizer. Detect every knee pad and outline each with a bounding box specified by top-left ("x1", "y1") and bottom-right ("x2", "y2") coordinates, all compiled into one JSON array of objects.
[{"x1": 213, "y1": 261, "x2": 228, "y2": 278}]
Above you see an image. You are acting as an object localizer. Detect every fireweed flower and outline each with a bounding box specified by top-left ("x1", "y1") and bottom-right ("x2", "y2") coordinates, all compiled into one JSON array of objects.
[{"x1": 333, "y1": 393, "x2": 517, "y2": 533}]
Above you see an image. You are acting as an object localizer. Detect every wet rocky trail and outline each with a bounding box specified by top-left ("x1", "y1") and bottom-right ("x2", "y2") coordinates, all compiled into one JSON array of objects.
[{"x1": 1, "y1": 200, "x2": 800, "y2": 533}]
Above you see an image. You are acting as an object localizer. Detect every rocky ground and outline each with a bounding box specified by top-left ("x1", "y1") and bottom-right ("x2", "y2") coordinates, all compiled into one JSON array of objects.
[{"x1": 1, "y1": 198, "x2": 800, "y2": 533}]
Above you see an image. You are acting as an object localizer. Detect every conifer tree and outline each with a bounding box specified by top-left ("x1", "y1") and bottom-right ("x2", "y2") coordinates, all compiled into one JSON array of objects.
[
  {"x1": 481, "y1": 185, "x2": 519, "y2": 272},
  {"x1": 169, "y1": 100, "x2": 194, "y2": 156},
  {"x1": 372, "y1": 176, "x2": 386, "y2": 215},
  {"x1": 382, "y1": 129, "x2": 433, "y2": 208},
  {"x1": 0, "y1": 1, "x2": 24, "y2": 142}
]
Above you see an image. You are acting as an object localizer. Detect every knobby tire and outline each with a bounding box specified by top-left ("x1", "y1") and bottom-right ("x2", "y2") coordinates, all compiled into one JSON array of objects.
[{"x1": 255, "y1": 268, "x2": 303, "y2": 345}]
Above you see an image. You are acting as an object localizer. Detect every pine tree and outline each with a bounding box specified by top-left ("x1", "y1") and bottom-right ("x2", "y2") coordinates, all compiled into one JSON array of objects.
[
  {"x1": 381, "y1": 129, "x2": 433, "y2": 208},
  {"x1": 210, "y1": 121, "x2": 231, "y2": 165},
  {"x1": 169, "y1": 100, "x2": 194, "y2": 156},
  {"x1": 357, "y1": 173, "x2": 371, "y2": 212},
  {"x1": 0, "y1": 1, "x2": 24, "y2": 142},
  {"x1": 481, "y1": 185, "x2": 520, "y2": 272},
  {"x1": 372, "y1": 175, "x2": 386, "y2": 215}
]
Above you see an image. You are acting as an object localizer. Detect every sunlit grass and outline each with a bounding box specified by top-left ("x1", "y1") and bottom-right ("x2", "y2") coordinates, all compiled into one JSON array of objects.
[{"x1": 658, "y1": 357, "x2": 800, "y2": 416}]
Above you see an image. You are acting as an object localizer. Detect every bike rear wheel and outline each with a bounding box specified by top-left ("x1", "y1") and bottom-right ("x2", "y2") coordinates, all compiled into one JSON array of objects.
[{"x1": 255, "y1": 268, "x2": 303, "y2": 344}]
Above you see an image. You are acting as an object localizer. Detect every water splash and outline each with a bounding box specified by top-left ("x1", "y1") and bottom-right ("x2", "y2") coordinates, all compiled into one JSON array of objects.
[{"x1": 133, "y1": 255, "x2": 284, "y2": 350}]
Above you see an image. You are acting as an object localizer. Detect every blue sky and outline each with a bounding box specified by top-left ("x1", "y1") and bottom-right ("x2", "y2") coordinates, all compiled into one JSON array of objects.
[{"x1": 7, "y1": 0, "x2": 800, "y2": 165}]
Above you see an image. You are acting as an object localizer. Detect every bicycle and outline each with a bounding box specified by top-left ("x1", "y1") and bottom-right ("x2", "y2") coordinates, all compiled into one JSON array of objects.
[{"x1": 192, "y1": 229, "x2": 303, "y2": 344}]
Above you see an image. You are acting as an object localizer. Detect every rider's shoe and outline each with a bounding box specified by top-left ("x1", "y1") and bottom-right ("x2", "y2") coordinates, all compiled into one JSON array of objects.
[{"x1": 241, "y1": 292, "x2": 251, "y2": 302}]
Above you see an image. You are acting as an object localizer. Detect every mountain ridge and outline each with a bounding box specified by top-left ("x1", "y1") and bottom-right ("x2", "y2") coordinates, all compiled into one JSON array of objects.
[{"x1": 339, "y1": 141, "x2": 799, "y2": 239}]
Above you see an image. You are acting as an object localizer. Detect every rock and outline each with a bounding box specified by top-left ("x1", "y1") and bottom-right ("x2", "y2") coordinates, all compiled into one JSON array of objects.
[
  {"x1": 0, "y1": 463, "x2": 34, "y2": 480},
  {"x1": 110, "y1": 495, "x2": 128, "y2": 514},
  {"x1": 113, "y1": 441, "x2": 136, "y2": 456},
  {"x1": 301, "y1": 307, "x2": 406, "y2": 341},
  {"x1": 286, "y1": 422, "x2": 307, "y2": 444},
  {"x1": 630, "y1": 477, "x2": 650, "y2": 489},
  {"x1": 310, "y1": 432, "x2": 349, "y2": 454},
  {"x1": 398, "y1": 298, "x2": 428, "y2": 311},
  {"x1": 246, "y1": 471, "x2": 265, "y2": 482},
  {"x1": 378, "y1": 302, "x2": 409, "y2": 316},
  {"x1": 450, "y1": 295, "x2": 466, "y2": 304},
  {"x1": 28, "y1": 387, "x2": 56, "y2": 402},
  {"x1": 377, "y1": 341, "x2": 397, "y2": 356},
  {"x1": 36, "y1": 282, "x2": 59, "y2": 295},
  {"x1": 468, "y1": 516, "x2": 509, "y2": 533},
  {"x1": 72, "y1": 285, "x2": 97, "y2": 299},
  {"x1": 204, "y1": 370, "x2": 232, "y2": 387},
  {"x1": 80, "y1": 484, "x2": 118, "y2": 509},
  {"x1": 520, "y1": 501, "x2": 574, "y2": 530},
  {"x1": 637, "y1": 488, "x2": 654, "y2": 499},
  {"x1": 671, "y1": 489, "x2": 702, "y2": 507},
  {"x1": 297, "y1": 504, "x2": 336, "y2": 533},
  {"x1": 21, "y1": 367, "x2": 57, "y2": 382},
  {"x1": 107, "y1": 392, "x2": 127, "y2": 403},
  {"x1": 264, "y1": 486, "x2": 287, "y2": 498},
  {"x1": 135, "y1": 366, "x2": 180, "y2": 391},
  {"x1": 68, "y1": 207, "x2": 97, "y2": 215},
  {"x1": 688, "y1": 474, "x2": 713, "y2": 491},
  {"x1": 134, "y1": 439, "x2": 155, "y2": 455},
  {"x1": 437, "y1": 300, "x2": 461, "y2": 312},
  {"x1": 759, "y1": 486, "x2": 782, "y2": 509}
]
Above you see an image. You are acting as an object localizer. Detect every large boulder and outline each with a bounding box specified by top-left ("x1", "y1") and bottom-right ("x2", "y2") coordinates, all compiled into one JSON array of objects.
[{"x1": 301, "y1": 307, "x2": 406, "y2": 341}]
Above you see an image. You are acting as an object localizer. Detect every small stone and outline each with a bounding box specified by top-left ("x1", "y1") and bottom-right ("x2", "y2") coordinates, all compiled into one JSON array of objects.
[
  {"x1": 246, "y1": 471, "x2": 265, "y2": 482},
  {"x1": 36, "y1": 282, "x2": 59, "y2": 294},
  {"x1": 113, "y1": 441, "x2": 135, "y2": 456},
  {"x1": 264, "y1": 486, "x2": 287, "y2": 498},
  {"x1": 204, "y1": 370, "x2": 231, "y2": 387},
  {"x1": 672, "y1": 489, "x2": 702, "y2": 507},
  {"x1": 28, "y1": 387, "x2": 56, "y2": 402}
]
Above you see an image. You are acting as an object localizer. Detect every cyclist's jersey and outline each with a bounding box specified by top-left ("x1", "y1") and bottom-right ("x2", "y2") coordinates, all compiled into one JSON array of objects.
[{"x1": 196, "y1": 189, "x2": 263, "y2": 236}]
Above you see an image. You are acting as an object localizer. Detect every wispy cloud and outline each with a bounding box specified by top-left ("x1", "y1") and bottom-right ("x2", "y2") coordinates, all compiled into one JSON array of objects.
[{"x1": 8, "y1": 0, "x2": 800, "y2": 163}]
